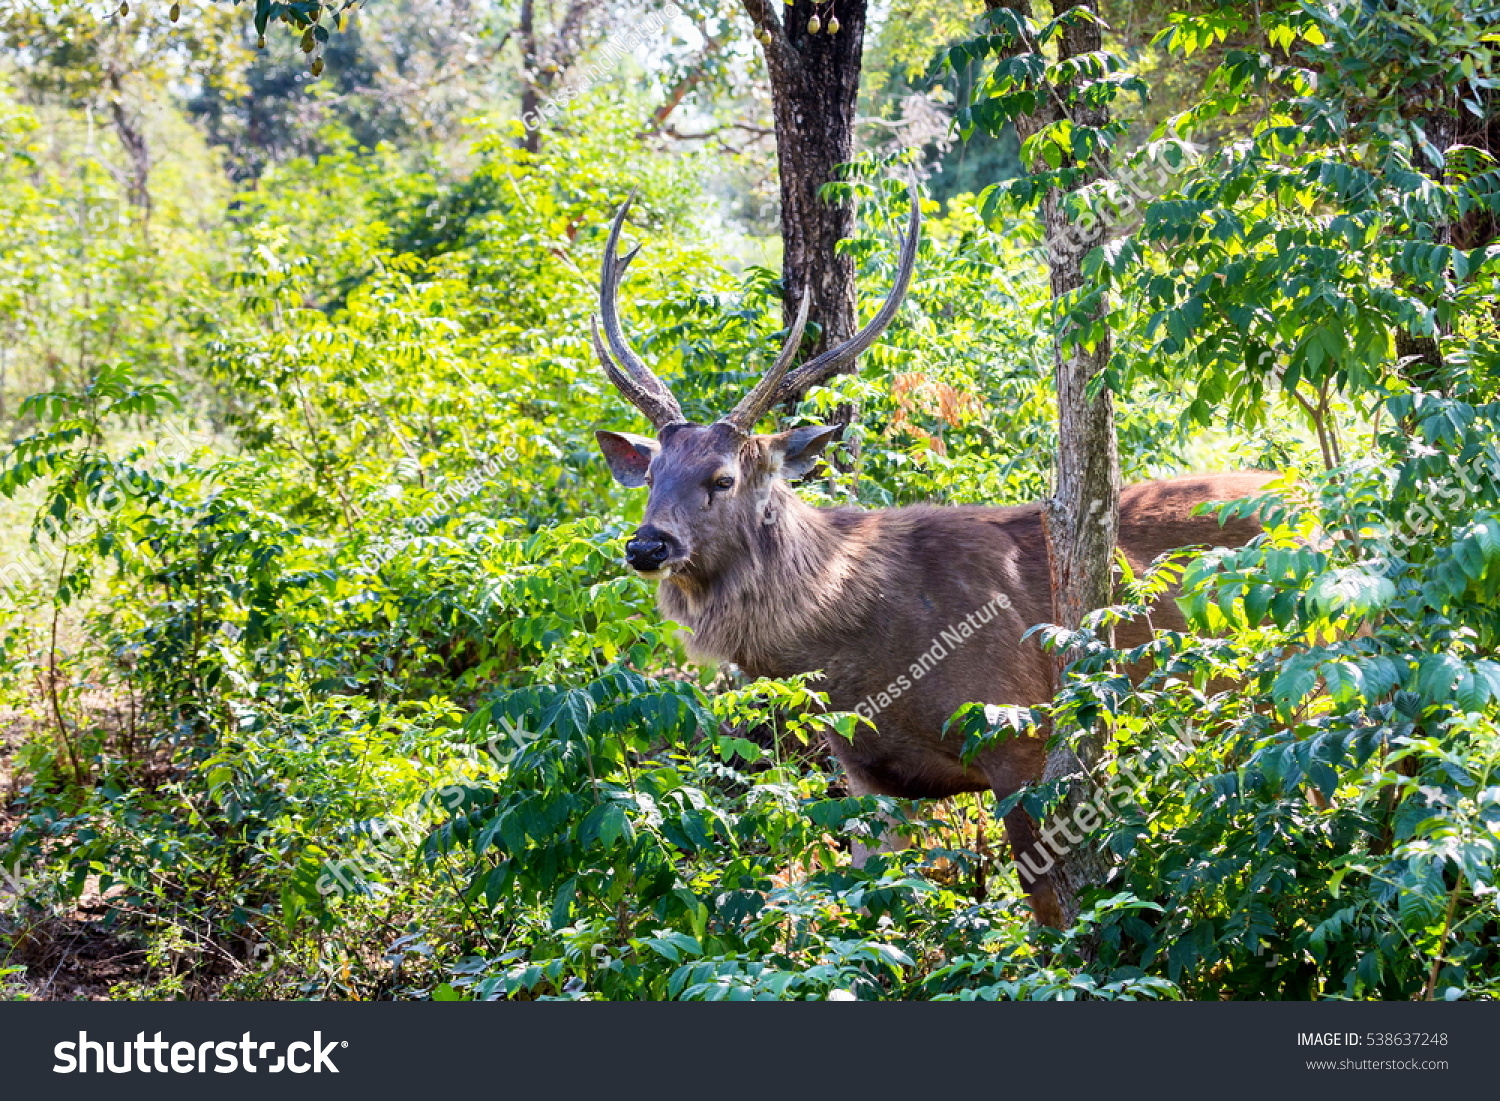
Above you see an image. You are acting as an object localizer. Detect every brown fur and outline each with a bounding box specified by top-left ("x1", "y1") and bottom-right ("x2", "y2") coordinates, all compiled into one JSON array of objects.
[{"x1": 599, "y1": 420, "x2": 1271, "y2": 920}]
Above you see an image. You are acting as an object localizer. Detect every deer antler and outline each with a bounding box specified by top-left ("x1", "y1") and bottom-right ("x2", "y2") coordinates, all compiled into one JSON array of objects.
[
  {"x1": 594, "y1": 184, "x2": 920, "y2": 432},
  {"x1": 593, "y1": 192, "x2": 686, "y2": 431},
  {"x1": 771, "y1": 182, "x2": 921, "y2": 405},
  {"x1": 719, "y1": 291, "x2": 811, "y2": 433}
]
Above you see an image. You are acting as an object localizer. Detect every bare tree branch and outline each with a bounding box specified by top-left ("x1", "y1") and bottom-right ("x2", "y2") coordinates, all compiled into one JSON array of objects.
[{"x1": 638, "y1": 30, "x2": 728, "y2": 137}]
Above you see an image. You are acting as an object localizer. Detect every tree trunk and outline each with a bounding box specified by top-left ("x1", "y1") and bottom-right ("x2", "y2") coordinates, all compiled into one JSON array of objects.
[
  {"x1": 740, "y1": 0, "x2": 865, "y2": 354},
  {"x1": 517, "y1": 0, "x2": 602, "y2": 155},
  {"x1": 518, "y1": 0, "x2": 541, "y2": 154},
  {"x1": 105, "y1": 70, "x2": 152, "y2": 219},
  {"x1": 989, "y1": 0, "x2": 1120, "y2": 929}
]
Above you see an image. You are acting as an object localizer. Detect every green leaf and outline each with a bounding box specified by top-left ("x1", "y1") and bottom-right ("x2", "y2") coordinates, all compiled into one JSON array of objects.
[
  {"x1": 1307, "y1": 568, "x2": 1394, "y2": 618},
  {"x1": 598, "y1": 803, "x2": 630, "y2": 849},
  {"x1": 540, "y1": 689, "x2": 594, "y2": 739},
  {"x1": 1243, "y1": 584, "x2": 1274, "y2": 625},
  {"x1": 1415, "y1": 654, "x2": 1463, "y2": 703},
  {"x1": 1273, "y1": 655, "x2": 1318, "y2": 712},
  {"x1": 549, "y1": 877, "x2": 577, "y2": 930}
]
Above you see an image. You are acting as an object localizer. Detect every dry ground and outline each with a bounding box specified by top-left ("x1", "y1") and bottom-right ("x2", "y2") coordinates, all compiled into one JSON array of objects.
[{"x1": 0, "y1": 701, "x2": 157, "y2": 1000}]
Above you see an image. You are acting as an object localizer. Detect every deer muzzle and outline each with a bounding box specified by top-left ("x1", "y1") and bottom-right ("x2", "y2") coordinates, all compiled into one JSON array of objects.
[{"x1": 625, "y1": 525, "x2": 683, "y2": 577}]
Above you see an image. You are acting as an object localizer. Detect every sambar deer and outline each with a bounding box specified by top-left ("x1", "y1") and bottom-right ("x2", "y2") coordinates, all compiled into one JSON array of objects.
[{"x1": 591, "y1": 190, "x2": 1269, "y2": 926}]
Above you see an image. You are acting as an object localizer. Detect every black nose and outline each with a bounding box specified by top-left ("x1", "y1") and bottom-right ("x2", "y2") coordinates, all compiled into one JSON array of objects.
[{"x1": 625, "y1": 535, "x2": 671, "y2": 571}]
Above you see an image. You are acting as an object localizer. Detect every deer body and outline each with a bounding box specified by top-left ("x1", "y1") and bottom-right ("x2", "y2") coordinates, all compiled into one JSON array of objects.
[
  {"x1": 654, "y1": 468, "x2": 1270, "y2": 804},
  {"x1": 586, "y1": 189, "x2": 1267, "y2": 923}
]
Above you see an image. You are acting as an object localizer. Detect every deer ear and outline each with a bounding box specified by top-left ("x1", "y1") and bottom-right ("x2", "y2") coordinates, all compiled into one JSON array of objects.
[
  {"x1": 596, "y1": 430, "x2": 658, "y2": 488},
  {"x1": 768, "y1": 424, "x2": 839, "y2": 481}
]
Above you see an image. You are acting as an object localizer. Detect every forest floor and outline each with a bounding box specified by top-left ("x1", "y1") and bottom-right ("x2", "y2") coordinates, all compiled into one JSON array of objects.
[{"x1": 0, "y1": 701, "x2": 154, "y2": 1000}]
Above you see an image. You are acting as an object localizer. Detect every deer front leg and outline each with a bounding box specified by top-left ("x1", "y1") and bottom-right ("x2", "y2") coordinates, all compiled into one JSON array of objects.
[
  {"x1": 980, "y1": 741, "x2": 1065, "y2": 927},
  {"x1": 999, "y1": 807, "x2": 1066, "y2": 928}
]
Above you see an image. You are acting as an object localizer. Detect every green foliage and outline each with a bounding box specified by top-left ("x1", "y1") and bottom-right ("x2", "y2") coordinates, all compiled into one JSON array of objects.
[
  {"x1": 1010, "y1": 390, "x2": 1500, "y2": 999},
  {"x1": 3, "y1": 0, "x2": 1500, "y2": 1002},
  {"x1": 0, "y1": 85, "x2": 227, "y2": 418}
]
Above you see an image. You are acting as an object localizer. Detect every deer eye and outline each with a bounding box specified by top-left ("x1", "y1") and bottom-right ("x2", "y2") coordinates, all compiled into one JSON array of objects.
[{"x1": 713, "y1": 475, "x2": 735, "y2": 491}]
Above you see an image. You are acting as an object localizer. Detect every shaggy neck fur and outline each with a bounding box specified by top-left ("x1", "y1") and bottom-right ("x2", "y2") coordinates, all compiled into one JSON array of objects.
[{"x1": 655, "y1": 482, "x2": 884, "y2": 675}]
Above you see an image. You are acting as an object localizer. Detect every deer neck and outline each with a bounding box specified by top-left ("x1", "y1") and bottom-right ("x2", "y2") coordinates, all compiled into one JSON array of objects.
[{"x1": 657, "y1": 484, "x2": 881, "y2": 675}]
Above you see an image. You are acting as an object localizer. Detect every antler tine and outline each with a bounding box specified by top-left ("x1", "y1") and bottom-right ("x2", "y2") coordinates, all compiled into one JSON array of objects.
[
  {"x1": 773, "y1": 181, "x2": 922, "y2": 405},
  {"x1": 597, "y1": 192, "x2": 686, "y2": 430},
  {"x1": 591, "y1": 316, "x2": 683, "y2": 431},
  {"x1": 720, "y1": 291, "x2": 811, "y2": 433}
]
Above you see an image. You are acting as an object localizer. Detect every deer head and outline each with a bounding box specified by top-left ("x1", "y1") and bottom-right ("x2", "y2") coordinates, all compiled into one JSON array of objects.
[{"x1": 593, "y1": 187, "x2": 920, "y2": 581}]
